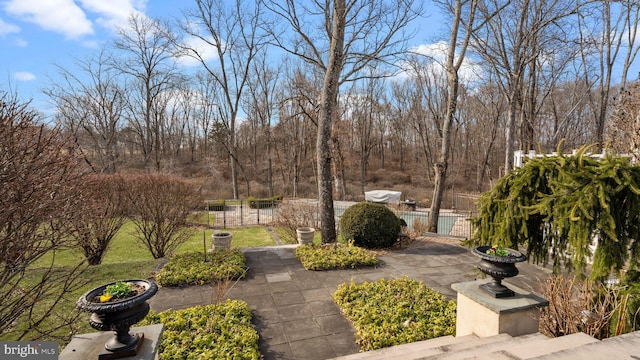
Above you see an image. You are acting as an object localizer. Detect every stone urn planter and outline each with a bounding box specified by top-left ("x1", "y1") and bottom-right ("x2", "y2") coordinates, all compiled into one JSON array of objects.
[
  {"x1": 212, "y1": 232, "x2": 233, "y2": 250},
  {"x1": 472, "y1": 245, "x2": 527, "y2": 298},
  {"x1": 76, "y1": 279, "x2": 158, "y2": 359},
  {"x1": 296, "y1": 227, "x2": 315, "y2": 245}
]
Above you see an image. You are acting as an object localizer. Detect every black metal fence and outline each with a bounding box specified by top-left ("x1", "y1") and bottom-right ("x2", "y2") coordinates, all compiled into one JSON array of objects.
[{"x1": 205, "y1": 199, "x2": 475, "y2": 239}]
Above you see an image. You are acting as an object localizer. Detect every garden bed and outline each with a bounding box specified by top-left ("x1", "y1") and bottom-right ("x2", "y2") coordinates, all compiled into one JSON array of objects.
[
  {"x1": 294, "y1": 242, "x2": 379, "y2": 270},
  {"x1": 333, "y1": 277, "x2": 456, "y2": 351},
  {"x1": 155, "y1": 250, "x2": 247, "y2": 286},
  {"x1": 140, "y1": 300, "x2": 260, "y2": 359}
]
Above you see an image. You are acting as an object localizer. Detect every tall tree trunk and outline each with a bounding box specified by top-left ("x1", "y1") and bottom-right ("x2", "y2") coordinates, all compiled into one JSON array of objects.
[
  {"x1": 428, "y1": 0, "x2": 476, "y2": 232},
  {"x1": 317, "y1": 0, "x2": 345, "y2": 244}
]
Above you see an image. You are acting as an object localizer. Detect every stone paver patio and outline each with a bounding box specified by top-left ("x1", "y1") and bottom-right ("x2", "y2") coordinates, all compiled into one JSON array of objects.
[{"x1": 148, "y1": 238, "x2": 552, "y2": 360}]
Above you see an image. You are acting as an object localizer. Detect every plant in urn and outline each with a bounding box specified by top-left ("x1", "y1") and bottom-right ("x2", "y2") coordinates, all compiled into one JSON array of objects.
[
  {"x1": 472, "y1": 245, "x2": 526, "y2": 298},
  {"x1": 76, "y1": 279, "x2": 158, "y2": 359}
]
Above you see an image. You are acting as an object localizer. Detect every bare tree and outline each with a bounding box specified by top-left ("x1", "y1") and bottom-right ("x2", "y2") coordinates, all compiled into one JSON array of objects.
[
  {"x1": 46, "y1": 50, "x2": 126, "y2": 173},
  {"x1": 243, "y1": 51, "x2": 280, "y2": 197},
  {"x1": 274, "y1": 63, "x2": 320, "y2": 197},
  {"x1": 70, "y1": 174, "x2": 127, "y2": 265},
  {"x1": 124, "y1": 174, "x2": 203, "y2": 259},
  {"x1": 179, "y1": 0, "x2": 267, "y2": 199},
  {"x1": 265, "y1": 0, "x2": 419, "y2": 243},
  {"x1": 113, "y1": 13, "x2": 180, "y2": 172},
  {"x1": 609, "y1": 81, "x2": 640, "y2": 160},
  {"x1": 472, "y1": 0, "x2": 578, "y2": 172},
  {"x1": 424, "y1": 0, "x2": 478, "y2": 232},
  {"x1": 578, "y1": 0, "x2": 640, "y2": 148},
  {"x1": 0, "y1": 91, "x2": 88, "y2": 340}
]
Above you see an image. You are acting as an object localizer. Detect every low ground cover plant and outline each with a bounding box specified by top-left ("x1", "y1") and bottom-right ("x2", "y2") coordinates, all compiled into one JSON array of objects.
[
  {"x1": 140, "y1": 300, "x2": 260, "y2": 360},
  {"x1": 155, "y1": 250, "x2": 247, "y2": 286},
  {"x1": 294, "y1": 242, "x2": 379, "y2": 270},
  {"x1": 333, "y1": 277, "x2": 456, "y2": 351}
]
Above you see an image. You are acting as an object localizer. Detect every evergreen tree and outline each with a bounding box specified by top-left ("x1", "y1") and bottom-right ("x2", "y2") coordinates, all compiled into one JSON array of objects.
[{"x1": 467, "y1": 145, "x2": 640, "y2": 280}]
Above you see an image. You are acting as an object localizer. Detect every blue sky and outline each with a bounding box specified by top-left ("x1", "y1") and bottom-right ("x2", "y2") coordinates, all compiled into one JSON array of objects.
[
  {"x1": 0, "y1": 0, "x2": 447, "y2": 116},
  {"x1": 0, "y1": 0, "x2": 179, "y2": 113}
]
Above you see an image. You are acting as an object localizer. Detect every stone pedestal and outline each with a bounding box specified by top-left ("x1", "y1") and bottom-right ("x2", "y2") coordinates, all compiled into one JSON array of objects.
[
  {"x1": 60, "y1": 324, "x2": 163, "y2": 360},
  {"x1": 452, "y1": 279, "x2": 548, "y2": 338}
]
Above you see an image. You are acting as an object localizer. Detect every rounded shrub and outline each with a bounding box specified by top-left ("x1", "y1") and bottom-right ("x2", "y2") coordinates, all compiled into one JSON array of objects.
[{"x1": 340, "y1": 202, "x2": 402, "y2": 249}]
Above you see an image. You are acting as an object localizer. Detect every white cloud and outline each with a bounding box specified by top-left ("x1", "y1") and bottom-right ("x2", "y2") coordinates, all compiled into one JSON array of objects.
[
  {"x1": 78, "y1": 0, "x2": 146, "y2": 32},
  {"x1": 0, "y1": 17, "x2": 19, "y2": 36},
  {"x1": 14, "y1": 38, "x2": 27, "y2": 47},
  {"x1": 400, "y1": 41, "x2": 483, "y2": 85},
  {"x1": 175, "y1": 35, "x2": 220, "y2": 67},
  {"x1": 14, "y1": 71, "x2": 36, "y2": 81},
  {"x1": 3, "y1": 0, "x2": 148, "y2": 40},
  {"x1": 4, "y1": 0, "x2": 93, "y2": 39},
  {"x1": 412, "y1": 41, "x2": 449, "y2": 64}
]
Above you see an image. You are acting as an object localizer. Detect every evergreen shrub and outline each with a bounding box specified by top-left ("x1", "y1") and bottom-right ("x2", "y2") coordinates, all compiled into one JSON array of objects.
[
  {"x1": 340, "y1": 202, "x2": 402, "y2": 248},
  {"x1": 248, "y1": 195, "x2": 282, "y2": 209}
]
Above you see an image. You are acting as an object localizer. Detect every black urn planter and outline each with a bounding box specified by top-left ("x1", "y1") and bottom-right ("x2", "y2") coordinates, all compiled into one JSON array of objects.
[
  {"x1": 472, "y1": 246, "x2": 526, "y2": 298},
  {"x1": 76, "y1": 279, "x2": 158, "y2": 359}
]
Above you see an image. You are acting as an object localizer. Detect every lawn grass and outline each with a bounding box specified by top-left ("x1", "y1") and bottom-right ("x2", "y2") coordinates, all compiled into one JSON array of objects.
[
  {"x1": 32, "y1": 219, "x2": 275, "y2": 268},
  {"x1": 8, "y1": 221, "x2": 274, "y2": 344},
  {"x1": 0, "y1": 259, "x2": 160, "y2": 343}
]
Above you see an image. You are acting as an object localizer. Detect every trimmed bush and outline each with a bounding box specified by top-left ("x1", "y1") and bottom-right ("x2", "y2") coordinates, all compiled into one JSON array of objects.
[
  {"x1": 155, "y1": 250, "x2": 247, "y2": 286},
  {"x1": 140, "y1": 300, "x2": 260, "y2": 359},
  {"x1": 340, "y1": 202, "x2": 402, "y2": 248},
  {"x1": 295, "y1": 242, "x2": 379, "y2": 270},
  {"x1": 248, "y1": 195, "x2": 282, "y2": 209},
  {"x1": 333, "y1": 277, "x2": 456, "y2": 351},
  {"x1": 208, "y1": 199, "x2": 225, "y2": 211}
]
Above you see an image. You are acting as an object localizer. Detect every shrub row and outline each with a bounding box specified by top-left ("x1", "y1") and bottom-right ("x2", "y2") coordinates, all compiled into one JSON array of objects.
[
  {"x1": 333, "y1": 277, "x2": 456, "y2": 351},
  {"x1": 247, "y1": 195, "x2": 282, "y2": 209},
  {"x1": 140, "y1": 300, "x2": 260, "y2": 359},
  {"x1": 294, "y1": 242, "x2": 379, "y2": 270},
  {"x1": 207, "y1": 199, "x2": 226, "y2": 211},
  {"x1": 155, "y1": 250, "x2": 247, "y2": 286}
]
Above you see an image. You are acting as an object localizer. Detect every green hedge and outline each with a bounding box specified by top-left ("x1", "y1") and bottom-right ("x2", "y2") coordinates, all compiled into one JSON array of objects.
[
  {"x1": 248, "y1": 195, "x2": 282, "y2": 209},
  {"x1": 155, "y1": 250, "x2": 247, "y2": 286},
  {"x1": 333, "y1": 277, "x2": 456, "y2": 351},
  {"x1": 208, "y1": 199, "x2": 225, "y2": 211},
  {"x1": 140, "y1": 300, "x2": 260, "y2": 359}
]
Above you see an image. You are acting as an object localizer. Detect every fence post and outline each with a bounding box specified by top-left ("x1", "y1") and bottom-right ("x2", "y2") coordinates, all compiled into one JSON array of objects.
[
  {"x1": 223, "y1": 199, "x2": 227, "y2": 228},
  {"x1": 240, "y1": 200, "x2": 243, "y2": 226},
  {"x1": 206, "y1": 201, "x2": 210, "y2": 227}
]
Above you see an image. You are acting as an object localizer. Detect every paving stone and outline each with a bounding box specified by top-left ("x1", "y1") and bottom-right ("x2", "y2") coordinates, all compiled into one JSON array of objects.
[
  {"x1": 260, "y1": 342, "x2": 295, "y2": 360},
  {"x1": 289, "y1": 336, "x2": 337, "y2": 360},
  {"x1": 282, "y1": 318, "x2": 324, "y2": 342},
  {"x1": 252, "y1": 308, "x2": 280, "y2": 325},
  {"x1": 316, "y1": 314, "x2": 354, "y2": 335},
  {"x1": 269, "y1": 280, "x2": 300, "y2": 293},
  {"x1": 277, "y1": 303, "x2": 314, "y2": 321},
  {"x1": 266, "y1": 272, "x2": 292, "y2": 283},
  {"x1": 308, "y1": 300, "x2": 340, "y2": 317},
  {"x1": 301, "y1": 288, "x2": 333, "y2": 302},
  {"x1": 256, "y1": 322, "x2": 288, "y2": 345},
  {"x1": 272, "y1": 290, "x2": 305, "y2": 306},
  {"x1": 242, "y1": 294, "x2": 275, "y2": 309},
  {"x1": 241, "y1": 282, "x2": 272, "y2": 296},
  {"x1": 326, "y1": 332, "x2": 360, "y2": 356}
]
